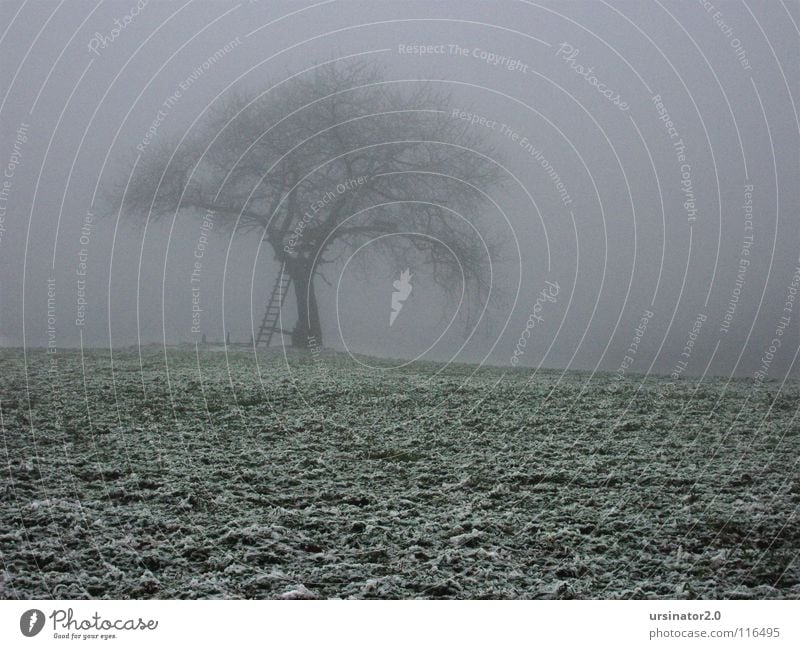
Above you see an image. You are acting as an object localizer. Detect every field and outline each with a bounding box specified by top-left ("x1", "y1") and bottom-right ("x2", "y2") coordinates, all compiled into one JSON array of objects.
[{"x1": 1, "y1": 348, "x2": 798, "y2": 599}]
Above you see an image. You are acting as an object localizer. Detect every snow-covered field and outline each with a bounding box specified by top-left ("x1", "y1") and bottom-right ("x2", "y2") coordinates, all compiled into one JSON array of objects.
[{"x1": 1, "y1": 348, "x2": 797, "y2": 599}]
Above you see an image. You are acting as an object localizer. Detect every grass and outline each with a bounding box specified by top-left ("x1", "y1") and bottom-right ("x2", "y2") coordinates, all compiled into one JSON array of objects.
[{"x1": 0, "y1": 347, "x2": 798, "y2": 599}]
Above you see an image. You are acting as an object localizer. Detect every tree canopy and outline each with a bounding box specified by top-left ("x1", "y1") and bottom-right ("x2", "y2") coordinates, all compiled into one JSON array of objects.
[{"x1": 118, "y1": 61, "x2": 506, "y2": 347}]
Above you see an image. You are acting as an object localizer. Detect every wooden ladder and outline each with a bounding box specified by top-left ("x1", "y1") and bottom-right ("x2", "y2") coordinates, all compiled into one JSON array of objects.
[{"x1": 255, "y1": 267, "x2": 293, "y2": 347}]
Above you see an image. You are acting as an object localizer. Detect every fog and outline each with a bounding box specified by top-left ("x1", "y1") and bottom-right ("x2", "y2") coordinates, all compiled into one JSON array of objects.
[{"x1": 1, "y1": 0, "x2": 798, "y2": 380}]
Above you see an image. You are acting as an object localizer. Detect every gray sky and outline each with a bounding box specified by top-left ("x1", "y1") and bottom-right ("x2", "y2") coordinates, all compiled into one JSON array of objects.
[{"x1": 0, "y1": 0, "x2": 798, "y2": 380}]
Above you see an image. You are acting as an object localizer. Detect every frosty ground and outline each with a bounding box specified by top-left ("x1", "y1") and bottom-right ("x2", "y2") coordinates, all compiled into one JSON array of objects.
[{"x1": 1, "y1": 348, "x2": 798, "y2": 599}]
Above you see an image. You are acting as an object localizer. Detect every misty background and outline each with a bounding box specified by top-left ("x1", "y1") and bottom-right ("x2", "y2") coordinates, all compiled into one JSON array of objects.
[{"x1": 0, "y1": 0, "x2": 797, "y2": 380}]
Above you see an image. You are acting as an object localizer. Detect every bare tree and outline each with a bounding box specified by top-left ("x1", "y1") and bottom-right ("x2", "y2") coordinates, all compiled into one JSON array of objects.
[{"x1": 117, "y1": 61, "x2": 506, "y2": 348}]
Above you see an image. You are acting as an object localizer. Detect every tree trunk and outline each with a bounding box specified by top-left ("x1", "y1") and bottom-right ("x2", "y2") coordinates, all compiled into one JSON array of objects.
[{"x1": 287, "y1": 258, "x2": 322, "y2": 349}]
